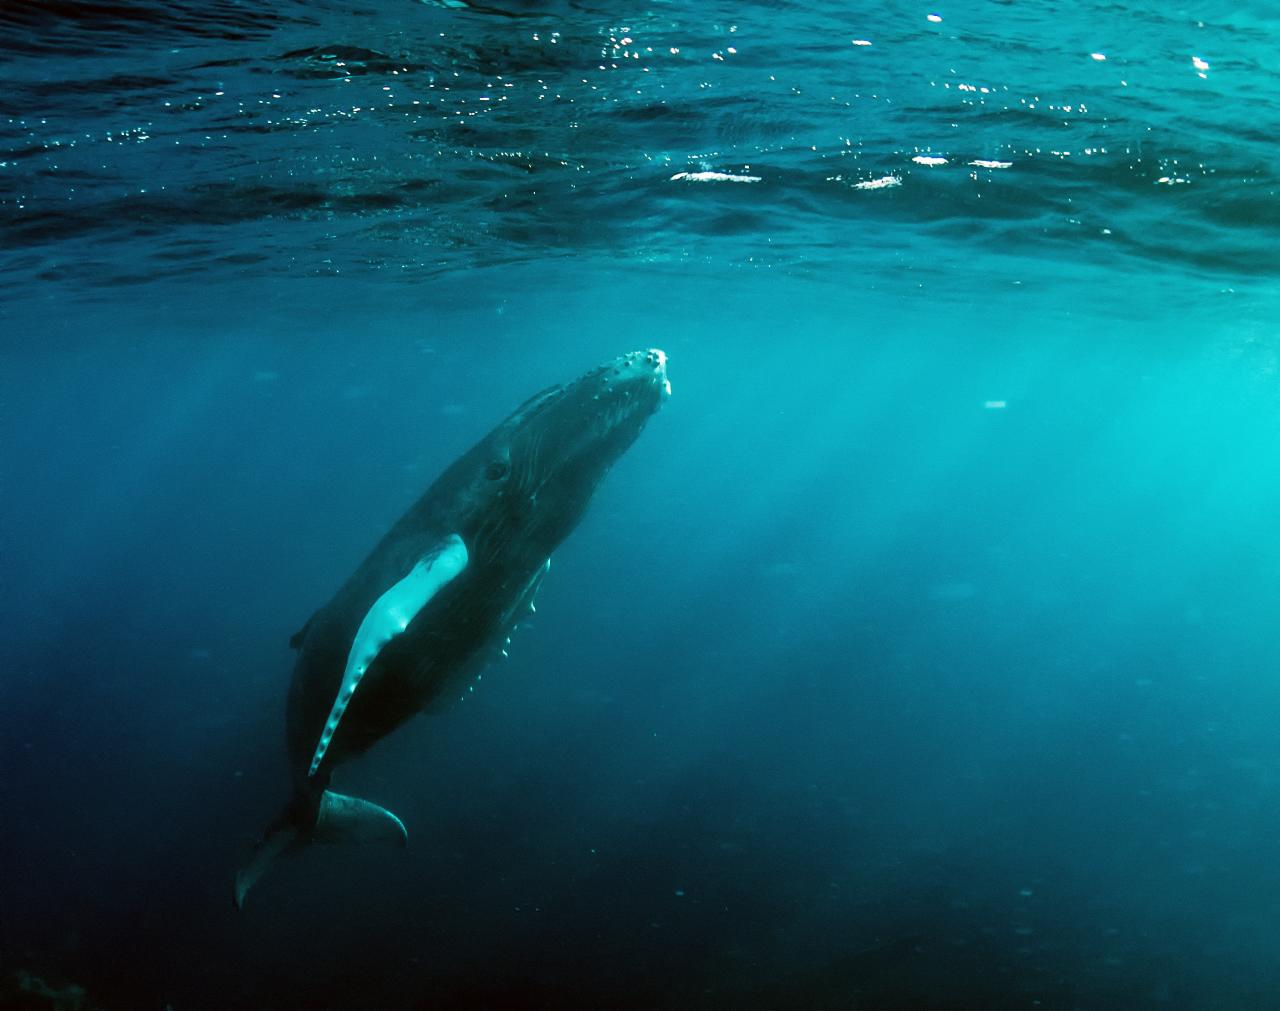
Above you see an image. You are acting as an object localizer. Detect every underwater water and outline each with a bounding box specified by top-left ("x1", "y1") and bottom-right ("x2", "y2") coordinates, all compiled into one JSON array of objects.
[{"x1": 3, "y1": 1, "x2": 1280, "y2": 1007}]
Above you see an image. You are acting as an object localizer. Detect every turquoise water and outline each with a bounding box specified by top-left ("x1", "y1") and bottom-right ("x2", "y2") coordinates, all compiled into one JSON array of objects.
[{"x1": 3, "y1": 2, "x2": 1280, "y2": 1008}]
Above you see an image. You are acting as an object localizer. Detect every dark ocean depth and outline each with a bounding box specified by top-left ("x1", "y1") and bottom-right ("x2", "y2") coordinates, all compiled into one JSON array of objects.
[{"x1": 2, "y1": 2, "x2": 1280, "y2": 1009}]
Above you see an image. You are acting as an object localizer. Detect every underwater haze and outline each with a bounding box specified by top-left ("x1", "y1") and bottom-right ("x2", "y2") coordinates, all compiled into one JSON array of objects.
[{"x1": 3, "y1": 1, "x2": 1280, "y2": 1008}]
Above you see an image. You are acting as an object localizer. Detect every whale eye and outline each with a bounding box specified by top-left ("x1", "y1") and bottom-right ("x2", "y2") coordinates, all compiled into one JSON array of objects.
[{"x1": 484, "y1": 460, "x2": 510, "y2": 481}]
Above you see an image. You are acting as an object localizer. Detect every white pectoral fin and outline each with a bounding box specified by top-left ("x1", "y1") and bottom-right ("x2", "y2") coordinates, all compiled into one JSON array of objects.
[{"x1": 308, "y1": 534, "x2": 469, "y2": 777}]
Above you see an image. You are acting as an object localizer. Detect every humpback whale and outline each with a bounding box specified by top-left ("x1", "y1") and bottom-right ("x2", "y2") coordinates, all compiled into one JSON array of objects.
[{"x1": 235, "y1": 349, "x2": 671, "y2": 907}]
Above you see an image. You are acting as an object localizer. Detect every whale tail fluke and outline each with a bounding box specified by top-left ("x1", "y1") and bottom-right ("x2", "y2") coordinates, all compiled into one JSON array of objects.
[
  {"x1": 233, "y1": 819, "x2": 301, "y2": 910},
  {"x1": 311, "y1": 789, "x2": 408, "y2": 846},
  {"x1": 233, "y1": 789, "x2": 408, "y2": 909}
]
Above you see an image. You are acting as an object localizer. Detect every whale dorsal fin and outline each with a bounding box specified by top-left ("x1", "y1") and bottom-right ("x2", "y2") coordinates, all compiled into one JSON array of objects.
[
  {"x1": 289, "y1": 617, "x2": 312, "y2": 650},
  {"x1": 308, "y1": 534, "x2": 469, "y2": 777}
]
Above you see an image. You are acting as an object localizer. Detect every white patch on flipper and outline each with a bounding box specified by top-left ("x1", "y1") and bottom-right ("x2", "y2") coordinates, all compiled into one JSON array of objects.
[{"x1": 308, "y1": 534, "x2": 469, "y2": 777}]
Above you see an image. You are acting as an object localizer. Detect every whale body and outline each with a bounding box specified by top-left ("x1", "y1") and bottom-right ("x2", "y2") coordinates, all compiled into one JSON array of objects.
[{"x1": 235, "y1": 349, "x2": 671, "y2": 907}]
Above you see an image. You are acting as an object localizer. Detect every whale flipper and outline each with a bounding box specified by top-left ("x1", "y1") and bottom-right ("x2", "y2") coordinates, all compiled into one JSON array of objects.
[
  {"x1": 308, "y1": 534, "x2": 470, "y2": 777},
  {"x1": 233, "y1": 789, "x2": 407, "y2": 909}
]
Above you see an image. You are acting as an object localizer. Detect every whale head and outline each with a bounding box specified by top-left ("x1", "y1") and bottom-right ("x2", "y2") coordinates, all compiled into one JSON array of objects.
[{"x1": 446, "y1": 348, "x2": 670, "y2": 564}]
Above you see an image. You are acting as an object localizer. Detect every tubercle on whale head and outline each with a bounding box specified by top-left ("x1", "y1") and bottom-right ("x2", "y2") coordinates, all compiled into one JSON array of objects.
[
  {"x1": 449, "y1": 349, "x2": 671, "y2": 559},
  {"x1": 500, "y1": 347, "x2": 670, "y2": 464},
  {"x1": 525, "y1": 346, "x2": 671, "y2": 471},
  {"x1": 596, "y1": 348, "x2": 672, "y2": 402},
  {"x1": 563, "y1": 347, "x2": 671, "y2": 444}
]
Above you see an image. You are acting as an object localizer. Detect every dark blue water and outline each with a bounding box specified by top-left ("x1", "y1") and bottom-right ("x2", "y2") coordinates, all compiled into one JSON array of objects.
[{"x1": 3, "y1": 2, "x2": 1280, "y2": 1008}]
